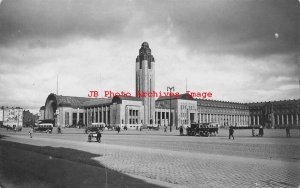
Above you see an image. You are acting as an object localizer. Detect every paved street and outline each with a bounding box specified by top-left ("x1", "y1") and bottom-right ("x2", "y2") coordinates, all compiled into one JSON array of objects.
[{"x1": 1, "y1": 128, "x2": 300, "y2": 188}]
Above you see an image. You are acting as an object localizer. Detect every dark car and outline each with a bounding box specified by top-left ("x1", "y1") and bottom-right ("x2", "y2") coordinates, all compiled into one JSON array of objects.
[
  {"x1": 85, "y1": 123, "x2": 105, "y2": 134},
  {"x1": 187, "y1": 123, "x2": 218, "y2": 137},
  {"x1": 33, "y1": 123, "x2": 53, "y2": 133},
  {"x1": 88, "y1": 131, "x2": 101, "y2": 142}
]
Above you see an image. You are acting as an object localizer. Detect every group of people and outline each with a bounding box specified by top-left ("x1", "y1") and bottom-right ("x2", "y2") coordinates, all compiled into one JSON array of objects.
[{"x1": 252, "y1": 126, "x2": 264, "y2": 137}]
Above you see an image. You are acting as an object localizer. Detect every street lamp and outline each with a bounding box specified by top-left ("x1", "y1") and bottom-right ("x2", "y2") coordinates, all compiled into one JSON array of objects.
[{"x1": 167, "y1": 86, "x2": 175, "y2": 132}]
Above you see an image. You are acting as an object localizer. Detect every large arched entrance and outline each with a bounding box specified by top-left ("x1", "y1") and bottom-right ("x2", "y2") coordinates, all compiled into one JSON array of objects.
[{"x1": 45, "y1": 94, "x2": 58, "y2": 126}]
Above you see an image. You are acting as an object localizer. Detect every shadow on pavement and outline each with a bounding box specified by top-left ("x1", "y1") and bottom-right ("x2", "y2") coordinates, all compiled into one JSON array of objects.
[{"x1": 0, "y1": 135, "x2": 167, "y2": 188}]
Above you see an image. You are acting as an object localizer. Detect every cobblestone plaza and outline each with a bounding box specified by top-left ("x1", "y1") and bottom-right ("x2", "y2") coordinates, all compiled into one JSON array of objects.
[{"x1": 2, "y1": 128, "x2": 299, "y2": 188}]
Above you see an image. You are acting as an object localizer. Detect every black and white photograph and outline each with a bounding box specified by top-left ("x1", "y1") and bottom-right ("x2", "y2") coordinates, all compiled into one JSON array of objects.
[{"x1": 0, "y1": 0, "x2": 299, "y2": 187}]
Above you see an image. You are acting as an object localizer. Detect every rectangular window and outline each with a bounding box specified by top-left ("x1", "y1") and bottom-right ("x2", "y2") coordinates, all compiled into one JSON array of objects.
[
  {"x1": 73, "y1": 113, "x2": 77, "y2": 125},
  {"x1": 148, "y1": 61, "x2": 151, "y2": 69},
  {"x1": 65, "y1": 112, "x2": 69, "y2": 125}
]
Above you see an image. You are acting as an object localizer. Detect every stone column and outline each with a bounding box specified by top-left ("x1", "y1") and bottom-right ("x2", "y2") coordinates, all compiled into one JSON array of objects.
[
  {"x1": 233, "y1": 115, "x2": 235, "y2": 125},
  {"x1": 106, "y1": 106, "x2": 108, "y2": 124},
  {"x1": 76, "y1": 108, "x2": 79, "y2": 125},
  {"x1": 286, "y1": 114, "x2": 289, "y2": 125},
  {"x1": 291, "y1": 114, "x2": 294, "y2": 125},
  {"x1": 257, "y1": 115, "x2": 260, "y2": 125},
  {"x1": 97, "y1": 106, "x2": 100, "y2": 123},
  {"x1": 240, "y1": 115, "x2": 242, "y2": 125},
  {"x1": 88, "y1": 108, "x2": 90, "y2": 125},
  {"x1": 297, "y1": 114, "x2": 299, "y2": 125},
  {"x1": 241, "y1": 115, "x2": 243, "y2": 125},
  {"x1": 101, "y1": 106, "x2": 104, "y2": 123},
  {"x1": 86, "y1": 108, "x2": 88, "y2": 125},
  {"x1": 83, "y1": 111, "x2": 86, "y2": 125},
  {"x1": 281, "y1": 114, "x2": 284, "y2": 125},
  {"x1": 159, "y1": 111, "x2": 162, "y2": 126}
]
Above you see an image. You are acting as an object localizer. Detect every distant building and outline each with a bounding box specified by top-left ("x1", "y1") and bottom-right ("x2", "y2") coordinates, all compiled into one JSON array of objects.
[
  {"x1": 0, "y1": 106, "x2": 23, "y2": 128},
  {"x1": 248, "y1": 100, "x2": 300, "y2": 128},
  {"x1": 40, "y1": 42, "x2": 300, "y2": 129}
]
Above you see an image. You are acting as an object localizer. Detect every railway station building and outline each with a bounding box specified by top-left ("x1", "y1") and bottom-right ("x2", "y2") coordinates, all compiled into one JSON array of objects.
[{"x1": 40, "y1": 42, "x2": 300, "y2": 129}]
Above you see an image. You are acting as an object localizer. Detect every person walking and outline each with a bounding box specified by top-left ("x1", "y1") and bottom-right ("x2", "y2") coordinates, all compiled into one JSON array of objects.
[
  {"x1": 286, "y1": 125, "x2": 291, "y2": 137},
  {"x1": 179, "y1": 126, "x2": 183, "y2": 136},
  {"x1": 259, "y1": 126, "x2": 264, "y2": 137},
  {"x1": 252, "y1": 127, "x2": 256, "y2": 137},
  {"x1": 96, "y1": 130, "x2": 102, "y2": 142},
  {"x1": 229, "y1": 126, "x2": 234, "y2": 140},
  {"x1": 29, "y1": 126, "x2": 33, "y2": 138}
]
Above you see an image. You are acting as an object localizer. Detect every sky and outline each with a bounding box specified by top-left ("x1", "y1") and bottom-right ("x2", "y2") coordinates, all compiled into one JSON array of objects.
[{"x1": 0, "y1": 0, "x2": 299, "y2": 113}]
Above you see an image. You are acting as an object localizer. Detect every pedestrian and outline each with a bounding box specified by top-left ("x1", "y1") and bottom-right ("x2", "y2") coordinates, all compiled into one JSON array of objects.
[
  {"x1": 286, "y1": 125, "x2": 291, "y2": 137},
  {"x1": 229, "y1": 126, "x2": 234, "y2": 140},
  {"x1": 117, "y1": 126, "x2": 120, "y2": 134},
  {"x1": 29, "y1": 126, "x2": 33, "y2": 138},
  {"x1": 57, "y1": 126, "x2": 62, "y2": 134},
  {"x1": 259, "y1": 126, "x2": 264, "y2": 137},
  {"x1": 179, "y1": 126, "x2": 183, "y2": 136},
  {"x1": 252, "y1": 127, "x2": 256, "y2": 137},
  {"x1": 164, "y1": 125, "x2": 167, "y2": 132},
  {"x1": 96, "y1": 130, "x2": 102, "y2": 142}
]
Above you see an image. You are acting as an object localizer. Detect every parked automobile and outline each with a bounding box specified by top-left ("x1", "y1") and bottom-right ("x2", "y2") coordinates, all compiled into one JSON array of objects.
[
  {"x1": 187, "y1": 123, "x2": 218, "y2": 137},
  {"x1": 88, "y1": 131, "x2": 101, "y2": 143},
  {"x1": 85, "y1": 123, "x2": 105, "y2": 134},
  {"x1": 33, "y1": 123, "x2": 53, "y2": 133}
]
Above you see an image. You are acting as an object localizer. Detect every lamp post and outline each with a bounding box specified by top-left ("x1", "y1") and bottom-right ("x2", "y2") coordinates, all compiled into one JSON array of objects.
[{"x1": 167, "y1": 86, "x2": 175, "y2": 132}]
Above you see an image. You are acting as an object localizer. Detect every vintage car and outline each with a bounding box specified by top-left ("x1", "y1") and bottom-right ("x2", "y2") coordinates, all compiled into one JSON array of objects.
[
  {"x1": 33, "y1": 123, "x2": 53, "y2": 133},
  {"x1": 85, "y1": 123, "x2": 105, "y2": 134},
  {"x1": 88, "y1": 131, "x2": 101, "y2": 142},
  {"x1": 187, "y1": 123, "x2": 219, "y2": 137}
]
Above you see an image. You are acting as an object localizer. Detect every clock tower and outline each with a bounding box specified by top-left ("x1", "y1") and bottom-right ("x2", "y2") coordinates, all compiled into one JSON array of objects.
[{"x1": 135, "y1": 42, "x2": 155, "y2": 126}]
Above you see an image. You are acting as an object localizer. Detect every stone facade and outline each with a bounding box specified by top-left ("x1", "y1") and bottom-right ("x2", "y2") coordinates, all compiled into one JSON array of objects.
[
  {"x1": 248, "y1": 100, "x2": 300, "y2": 128},
  {"x1": 40, "y1": 42, "x2": 299, "y2": 129},
  {"x1": 136, "y1": 42, "x2": 155, "y2": 126}
]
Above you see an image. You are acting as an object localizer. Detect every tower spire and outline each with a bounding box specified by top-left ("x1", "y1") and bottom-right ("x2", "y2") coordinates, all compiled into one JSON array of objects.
[{"x1": 135, "y1": 42, "x2": 155, "y2": 127}]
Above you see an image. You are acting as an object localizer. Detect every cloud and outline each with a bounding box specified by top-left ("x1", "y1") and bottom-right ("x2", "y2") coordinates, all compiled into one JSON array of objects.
[
  {"x1": 1, "y1": 0, "x2": 298, "y2": 58},
  {"x1": 0, "y1": 0, "x2": 134, "y2": 46}
]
